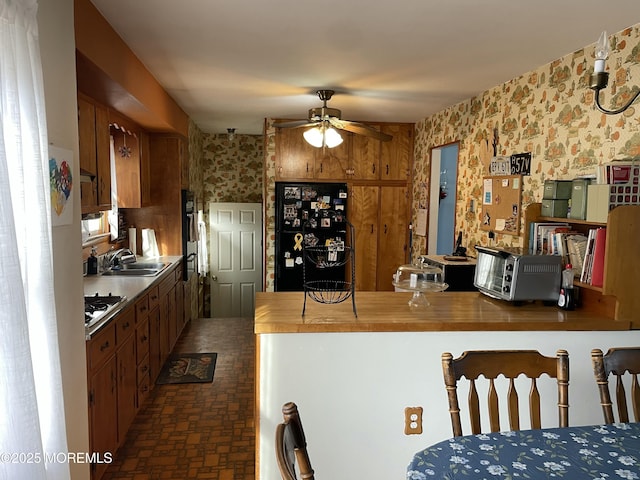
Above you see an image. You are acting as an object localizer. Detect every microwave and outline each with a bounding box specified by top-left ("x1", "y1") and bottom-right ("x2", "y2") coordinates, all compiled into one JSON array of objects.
[{"x1": 474, "y1": 246, "x2": 562, "y2": 302}]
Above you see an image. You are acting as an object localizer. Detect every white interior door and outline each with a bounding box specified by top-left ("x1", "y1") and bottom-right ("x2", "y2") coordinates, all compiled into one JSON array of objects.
[{"x1": 209, "y1": 203, "x2": 263, "y2": 318}]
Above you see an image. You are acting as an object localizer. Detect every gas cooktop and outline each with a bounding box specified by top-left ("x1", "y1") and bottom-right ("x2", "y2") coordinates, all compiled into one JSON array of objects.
[{"x1": 84, "y1": 293, "x2": 126, "y2": 329}]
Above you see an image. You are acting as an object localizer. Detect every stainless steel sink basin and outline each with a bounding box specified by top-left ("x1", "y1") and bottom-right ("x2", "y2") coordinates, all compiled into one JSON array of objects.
[
  {"x1": 122, "y1": 262, "x2": 168, "y2": 270},
  {"x1": 102, "y1": 262, "x2": 170, "y2": 277}
]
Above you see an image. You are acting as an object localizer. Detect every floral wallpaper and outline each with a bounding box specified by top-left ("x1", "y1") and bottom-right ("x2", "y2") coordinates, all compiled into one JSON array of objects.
[
  {"x1": 201, "y1": 133, "x2": 264, "y2": 208},
  {"x1": 411, "y1": 24, "x2": 640, "y2": 258}
]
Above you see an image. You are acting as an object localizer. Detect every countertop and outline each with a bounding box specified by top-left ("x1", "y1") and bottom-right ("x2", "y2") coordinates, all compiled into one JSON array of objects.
[
  {"x1": 254, "y1": 291, "x2": 630, "y2": 334},
  {"x1": 84, "y1": 255, "x2": 182, "y2": 339}
]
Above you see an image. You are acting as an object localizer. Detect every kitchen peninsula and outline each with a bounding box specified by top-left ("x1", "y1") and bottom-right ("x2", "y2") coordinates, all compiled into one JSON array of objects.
[{"x1": 254, "y1": 291, "x2": 640, "y2": 480}]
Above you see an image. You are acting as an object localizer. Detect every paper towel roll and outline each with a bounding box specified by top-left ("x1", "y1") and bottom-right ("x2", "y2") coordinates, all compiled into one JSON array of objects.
[
  {"x1": 128, "y1": 227, "x2": 137, "y2": 255},
  {"x1": 142, "y1": 228, "x2": 159, "y2": 257}
]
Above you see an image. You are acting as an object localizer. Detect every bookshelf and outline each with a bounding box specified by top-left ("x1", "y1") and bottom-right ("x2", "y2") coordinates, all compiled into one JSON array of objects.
[{"x1": 524, "y1": 203, "x2": 640, "y2": 325}]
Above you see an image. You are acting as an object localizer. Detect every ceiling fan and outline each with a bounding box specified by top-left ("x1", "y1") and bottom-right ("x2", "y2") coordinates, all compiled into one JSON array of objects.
[{"x1": 274, "y1": 90, "x2": 393, "y2": 147}]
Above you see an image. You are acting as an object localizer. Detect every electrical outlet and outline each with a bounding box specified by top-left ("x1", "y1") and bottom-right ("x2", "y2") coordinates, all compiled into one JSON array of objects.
[{"x1": 404, "y1": 406, "x2": 423, "y2": 435}]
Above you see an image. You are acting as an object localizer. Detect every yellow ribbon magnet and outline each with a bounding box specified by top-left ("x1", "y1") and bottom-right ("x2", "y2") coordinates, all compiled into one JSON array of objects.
[{"x1": 293, "y1": 233, "x2": 303, "y2": 251}]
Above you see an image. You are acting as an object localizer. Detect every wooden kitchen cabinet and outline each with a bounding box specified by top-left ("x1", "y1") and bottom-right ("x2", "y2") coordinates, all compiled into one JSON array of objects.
[
  {"x1": 380, "y1": 124, "x2": 413, "y2": 181},
  {"x1": 275, "y1": 127, "x2": 316, "y2": 180},
  {"x1": 135, "y1": 294, "x2": 151, "y2": 407},
  {"x1": 349, "y1": 185, "x2": 410, "y2": 291},
  {"x1": 111, "y1": 111, "x2": 151, "y2": 208},
  {"x1": 116, "y1": 328, "x2": 136, "y2": 445},
  {"x1": 349, "y1": 185, "x2": 379, "y2": 290},
  {"x1": 78, "y1": 94, "x2": 111, "y2": 213},
  {"x1": 275, "y1": 126, "x2": 351, "y2": 180},
  {"x1": 348, "y1": 123, "x2": 413, "y2": 181},
  {"x1": 148, "y1": 302, "x2": 162, "y2": 384},
  {"x1": 350, "y1": 127, "x2": 381, "y2": 180},
  {"x1": 86, "y1": 322, "x2": 117, "y2": 480},
  {"x1": 87, "y1": 355, "x2": 117, "y2": 480}
]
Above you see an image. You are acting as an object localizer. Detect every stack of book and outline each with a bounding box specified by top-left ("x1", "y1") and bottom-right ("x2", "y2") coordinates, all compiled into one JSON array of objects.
[
  {"x1": 580, "y1": 227, "x2": 607, "y2": 287},
  {"x1": 529, "y1": 221, "x2": 606, "y2": 286}
]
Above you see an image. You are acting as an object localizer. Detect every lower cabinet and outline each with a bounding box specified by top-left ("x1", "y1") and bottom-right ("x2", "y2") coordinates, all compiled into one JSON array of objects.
[
  {"x1": 86, "y1": 263, "x2": 184, "y2": 480},
  {"x1": 87, "y1": 322, "x2": 117, "y2": 480}
]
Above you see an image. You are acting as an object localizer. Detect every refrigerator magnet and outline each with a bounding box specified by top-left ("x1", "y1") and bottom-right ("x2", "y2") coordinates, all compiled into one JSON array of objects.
[{"x1": 285, "y1": 258, "x2": 295, "y2": 268}]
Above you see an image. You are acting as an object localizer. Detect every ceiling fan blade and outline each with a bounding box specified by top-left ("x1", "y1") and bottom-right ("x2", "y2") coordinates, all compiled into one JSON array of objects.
[
  {"x1": 329, "y1": 119, "x2": 393, "y2": 142},
  {"x1": 273, "y1": 119, "x2": 317, "y2": 129}
]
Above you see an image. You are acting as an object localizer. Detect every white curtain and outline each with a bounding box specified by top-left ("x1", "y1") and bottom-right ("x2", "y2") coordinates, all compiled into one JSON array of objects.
[{"x1": 0, "y1": 1, "x2": 70, "y2": 479}]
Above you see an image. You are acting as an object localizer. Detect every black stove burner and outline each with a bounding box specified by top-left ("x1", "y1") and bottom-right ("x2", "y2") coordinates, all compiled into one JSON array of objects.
[{"x1": 84, "y1": 294, "x2": 125, "y2": 326}]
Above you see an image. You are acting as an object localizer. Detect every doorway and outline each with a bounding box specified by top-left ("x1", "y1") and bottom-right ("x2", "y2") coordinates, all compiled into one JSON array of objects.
[
  {"x1": 428, "y1": 143, "x2": 459, "y2": 255},
  {"x1": 209, "y1": 203, "x2": 263, "y2": 317}
]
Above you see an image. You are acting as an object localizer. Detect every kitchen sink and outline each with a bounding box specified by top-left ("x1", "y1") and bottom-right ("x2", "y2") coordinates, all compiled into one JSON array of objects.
[
  {"x1": 102, "y1": 262, "x2": 170, "y2": 277},
  {"x1": 122, "y1": 262, "x2": 168, "y2": 270}
]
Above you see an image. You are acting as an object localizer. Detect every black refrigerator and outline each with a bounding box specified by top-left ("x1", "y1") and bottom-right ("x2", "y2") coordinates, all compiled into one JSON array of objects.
[{"x1": 274, "y1": 182, "x2": 348, "y2": 291}]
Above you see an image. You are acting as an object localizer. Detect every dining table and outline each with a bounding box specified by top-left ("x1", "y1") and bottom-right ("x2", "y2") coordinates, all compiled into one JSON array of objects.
[{"x1": 407, "y1": 422, "x2": 640, "y2": 479}]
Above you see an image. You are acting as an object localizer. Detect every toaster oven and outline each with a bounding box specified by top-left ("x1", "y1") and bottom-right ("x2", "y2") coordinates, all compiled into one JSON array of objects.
[{"x1": 474, "y1": 245, "x2": 562, "y2": 302}]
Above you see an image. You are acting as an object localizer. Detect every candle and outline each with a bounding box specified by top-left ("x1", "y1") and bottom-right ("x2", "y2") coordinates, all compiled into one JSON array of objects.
[{"x1": 594, "y1": 31, "x2": 609, "y2": 74}]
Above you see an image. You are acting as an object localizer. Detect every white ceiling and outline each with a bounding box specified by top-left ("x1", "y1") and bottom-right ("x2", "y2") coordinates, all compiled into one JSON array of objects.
[{"x1": 88, "y1": 0, "x2": 639, "y2": 135}]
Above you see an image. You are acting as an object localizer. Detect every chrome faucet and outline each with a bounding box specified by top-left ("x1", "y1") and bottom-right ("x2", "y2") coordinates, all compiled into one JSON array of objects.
[{"x1": 106, "y1": 248, "x2": 136, "y2": 269}]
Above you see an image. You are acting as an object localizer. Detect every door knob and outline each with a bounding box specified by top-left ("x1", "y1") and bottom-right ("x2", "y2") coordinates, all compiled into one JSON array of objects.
[{"x1": 211, "y1": 275, "x2": 218, "y2": 281}]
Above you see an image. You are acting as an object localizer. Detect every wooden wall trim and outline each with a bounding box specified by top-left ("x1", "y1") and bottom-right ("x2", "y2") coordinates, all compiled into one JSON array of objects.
[{"x1": 74, "y1": 0, "x2": 189, "y2": 136}]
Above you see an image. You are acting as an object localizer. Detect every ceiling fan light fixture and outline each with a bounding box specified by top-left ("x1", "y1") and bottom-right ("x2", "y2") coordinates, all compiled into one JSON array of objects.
[
  {"x1": 324, "y1": 127, "x2": 343, "y2": 148},
  {"x1": 303, "y1": 125, "x2": 343, "y2": 149}
]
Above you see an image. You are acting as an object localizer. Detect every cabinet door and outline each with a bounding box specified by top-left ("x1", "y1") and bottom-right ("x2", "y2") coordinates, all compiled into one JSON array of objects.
[
  {"x1": 380, "y1": 124, "x2": 413, "y2": 181},
  {"x1": 349, "y1": 185, "x2": 379, "y2": 291},
  {"x1": 78, "y1": 97, "x2": 98, "y2": 209},
  {"x1": 148, "y1": 306, "x2": 161, "y2": 383},
  {"x1": 116, "y1": 333, "x2": 137, "y2": 445},
  {"x1": 315, "y1": 134, "x2": 350, "y2": 180},
  {"x1": 94, "y1": 104, "x2": 112, "y2": 207},
  {"x1": 350, "y1": 128, "x2": 381, "y2": 180},
  {"x1": 88, "y1": 357, "x2": 117, "y2": 480},
  {"x1": 377, "y1": 186, "x2": 410, "y2": 290},
  {"x1": 78, "y1": 96, "x2": 97, "y2": 176},
  {"x1": 275, "y1": 127, "x2": 315, "y2": 180}
]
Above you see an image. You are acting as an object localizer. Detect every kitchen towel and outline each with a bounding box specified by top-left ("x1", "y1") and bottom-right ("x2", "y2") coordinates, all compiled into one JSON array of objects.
[
  {"x1": 142, "y1": 228, "x2": 159, "y2": 257},
  {"x1": 197, "y1": 210, "x2": 208, "y2": 275}
]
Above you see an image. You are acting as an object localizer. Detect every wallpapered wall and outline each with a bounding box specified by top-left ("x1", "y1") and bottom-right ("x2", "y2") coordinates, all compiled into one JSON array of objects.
[
  {"x1": 411, "y1": 24, "x2": 640, "y2": 258},
  {"x1": 201, "y1": 133, "x2": 264, "y2": 209},
  {"x1": 195, "y1": 131, "x2": 264, "y2": 314}
]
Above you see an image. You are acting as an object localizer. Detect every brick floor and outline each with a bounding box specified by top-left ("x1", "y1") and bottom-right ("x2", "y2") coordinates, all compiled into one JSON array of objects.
[{"x1": 102, "y1": 317, "x2": 255, "y2": 480}]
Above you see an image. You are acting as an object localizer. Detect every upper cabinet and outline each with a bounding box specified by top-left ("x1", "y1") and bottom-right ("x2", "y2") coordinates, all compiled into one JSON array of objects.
[
  {"x1": 275, "y1": 126, "x2": 350, "y2": 180},
  {"x1": 275, "y1": 122, "x2": 413, "y2": 182},
  {"x1": 78, "y1": 94, "x2": 111, "y2": 213},
  {"x1": 110, "y1": 111, "x2": 151, "y2": 209},
  {"x1": 379, "y1": 124, "x2": 413, "y2": 181}
]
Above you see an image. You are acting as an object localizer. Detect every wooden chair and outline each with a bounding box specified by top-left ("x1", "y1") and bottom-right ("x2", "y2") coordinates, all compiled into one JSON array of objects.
[
  {"x1": 275, "y1": 402, "x2": 315, "y2": 480},
  {"x1": 591, "y1": 347, "x2": 640, "y2": 424},
  {"x1": 442, "y1": 349, "x2": 569, "y2": 436}
]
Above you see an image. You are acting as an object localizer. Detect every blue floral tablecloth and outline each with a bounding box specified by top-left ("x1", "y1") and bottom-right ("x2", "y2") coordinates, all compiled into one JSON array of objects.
[{"x1": 407, "y1": 423, "x2": 640, "y2": 479}]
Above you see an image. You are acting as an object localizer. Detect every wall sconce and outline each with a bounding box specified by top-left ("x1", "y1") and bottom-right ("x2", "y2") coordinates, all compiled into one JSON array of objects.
[
  {"x1": 589, "y1": 31, "x2": 640, "y2": 115},
  {"x1": 227, "y1": 128, "x2": 236, "y2": 142},
  {"x1": 303, "y1": 124, "x2": 343, "y2": 148}
]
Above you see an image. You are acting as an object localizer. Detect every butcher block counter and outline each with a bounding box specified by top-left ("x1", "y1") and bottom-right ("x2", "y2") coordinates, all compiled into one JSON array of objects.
[{"x1": 254, "y1": 291, "x2": 630, "y2": 334}]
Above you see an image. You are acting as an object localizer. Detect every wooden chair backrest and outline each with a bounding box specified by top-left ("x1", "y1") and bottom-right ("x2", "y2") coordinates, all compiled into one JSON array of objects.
[
  {"x1": 275, "y1": 402, "x2": 315, "y2": 480},
  {"x1": 591, "y1": 347, "x2": 640, "y2": 424},
  {"x1": 442, "y1": 349, "x2": 569, "y2": 436}
]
